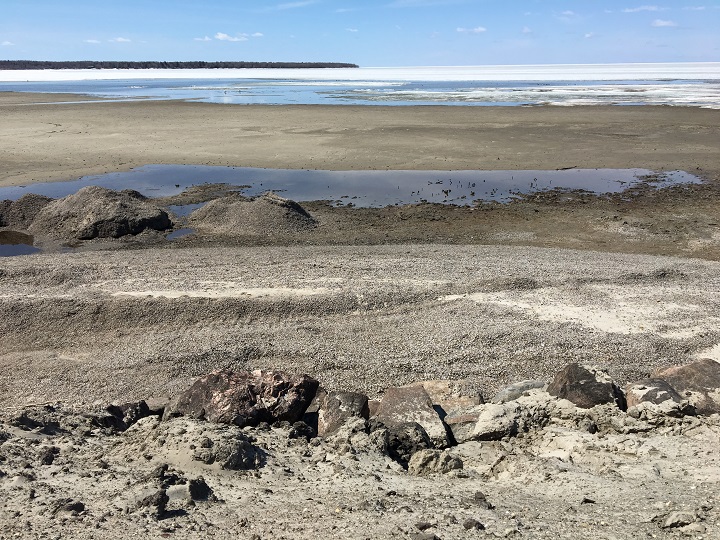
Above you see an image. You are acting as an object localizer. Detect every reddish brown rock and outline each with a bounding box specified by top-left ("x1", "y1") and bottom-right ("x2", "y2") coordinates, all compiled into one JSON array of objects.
[
  {"x1": 164, "y1": 369, "x2": 319, "y2": 427},
  {"x1": 317, "y1": 391, "x2": 370, "y2": 437},
  {"x1": 655, "y1": 359, "x2": 720, "y2": 415},
  {"x1": 547, "y1": 364, "x2": 626, "y2": 410}
]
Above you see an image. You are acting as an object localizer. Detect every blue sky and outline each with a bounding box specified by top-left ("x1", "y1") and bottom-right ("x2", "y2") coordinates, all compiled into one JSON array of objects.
[{"x1": 1, "y1": 1, "x2": 718, "y2": 66}]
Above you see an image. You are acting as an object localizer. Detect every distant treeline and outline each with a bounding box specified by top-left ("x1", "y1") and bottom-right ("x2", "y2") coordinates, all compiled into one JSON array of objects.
[{"x1": 0, "y1": 60, "x2": 359, "y2": 70}]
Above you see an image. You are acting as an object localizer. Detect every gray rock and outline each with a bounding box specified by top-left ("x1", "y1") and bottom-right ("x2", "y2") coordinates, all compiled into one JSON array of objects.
[
  {"x1": 655, "y1": 359, "x2": 720, "y2": 415},
  {"x1": 661, "y1": 511, "x2": 697, "y2": 529},
  {"x1": 547, "y1": 364, "x2": 626, "y2": 410},
  {"x1": 317, "y1": 391, "x2": 370, "y2": 437},
  {"x1": 406, "y1": 379, "x2": 483, "y2": 417},
  {"x1": 445, "y1": 403, "x2": 520, "y2": 443},
  {"x1": 164, "y1": 369, "x2": 319, "y2": 427},
  {"x1": 408, "y1": 449, "x2": 463, "y2": 476},
  {"x1": 370, "y1": 420, "x2": 433, "y2": 466},
  {"x1": 492, "y1": 380, "x2": 547, "y2": 403},
  {"x1": 375, "y1": 385, "x2": 449, "y2": 448},
  {"x1": 625, "y1": 378, "x2": 684, "y2": 407}
]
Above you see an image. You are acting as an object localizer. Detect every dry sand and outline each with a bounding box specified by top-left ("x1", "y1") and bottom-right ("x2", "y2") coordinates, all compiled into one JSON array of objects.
[{"x1": 1, "y1": 92, "x2": 720, "y2": 538}]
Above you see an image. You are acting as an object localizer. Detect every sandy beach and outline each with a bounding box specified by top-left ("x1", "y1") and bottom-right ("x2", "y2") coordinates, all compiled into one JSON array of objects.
[{"x1": 1, "y1": 92, "x2": 720, "y2": 538}]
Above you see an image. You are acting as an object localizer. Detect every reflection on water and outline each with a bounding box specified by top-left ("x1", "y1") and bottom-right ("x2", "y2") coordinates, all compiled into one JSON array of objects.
[
  {"x1": 0, "y1": 165, "x2": 703, "y2": 208},
  {"x1": 166, "y1": 228, "x2": 195, "y2": 240},
  {"x1": 0, "y1": 231, "x2": 41, "y2": 257}
]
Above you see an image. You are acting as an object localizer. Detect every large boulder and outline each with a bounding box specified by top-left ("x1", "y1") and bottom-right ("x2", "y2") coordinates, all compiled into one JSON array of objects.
[
  {"x1": 317, "y1": 391, "x2": 370, "y2": 437},
  {"x1": 369, "y1": 420, "x2": 434, "y2": 466},
  {"x1": 655, "y1": 359, "x2": 720, "y2": 415},
  {"x1": 190, "y1": 192, "x2": 317, "y2": 237},
  {"x1": 445, "y1": 403, "x2": 521, "y2": 443},
  {"x1": 374, "y1": 385, "x2": 449, "y2": 448},
  {"x1": 625, "y1": 378, "x2": 685, "y2": 408},
  {"x1": 164, "y1": 369, "x2": 319, "y2": 427},
  {"x1": 28, "y1": 186, "x2": 171, "y2": 240},
  {"x1": 547, "y1": 364, "x2": 626, "y2": 410},
  {"x1": 405, "y1": 380, "x2": 483, "y2": 417}
]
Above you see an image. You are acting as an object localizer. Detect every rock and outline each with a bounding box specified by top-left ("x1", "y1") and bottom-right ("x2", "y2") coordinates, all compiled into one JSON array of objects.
[
  {"x1": 375, "y1": 385, "x2": 449, "y2": 447},
  {"x1": 492, "y1": 380, "x2": 547, "y2": 403},
  {"x1": 445, "y1": 403, "x2": 520, "y2": 443},
  {"x1": 302, "y1": 387, "x2": 327, "y2": 433},
  {"x1": 188, "y1": 477, "x2": 214, "y2": 501},
  {"x1": 547, "y1": 364, "x2": 626, "y2": 410},
  {"x1": 164, "y1": 369, "x2": 319, "y2": 427},
  {"x1": 39, "y1": 446, "x2": 59, "y2": 466},
  {"x1": 625, "y1": 378, "x2": 685, "y2": 408},
  {"x1": 288, "y1": 420, "x2": 315, "y2": 440},
  {"x1": 369, "y1": 420, "x2": 433, "y2": 466},
  {"x1": 137, "y1": 490, "x2": 169, "y2": 519},
  {"x1": 655, "y1": 359, "x2": 720, "y2": 415},
  {"x1": 52, "y1": 499, "x2": 85, "y2": 517},
  {"x1": 95, "y1": 400, "x2": 152, "y2": 431},
  {"x1": 661, "y1": 511, "x2": 697, "y2": 529},
  {"x1": 0, "y1": 194, "x2": 53, "y2": 229},
  {"x1": 471, "y1": 491, "x2": 494, "y2": 510},
  {"x1": 408, "y1": 449, "x2": 463, "y2": 476},
  {"x1": 29, "y1": 186, "x2": 172, "y2": 240},
  {"x1": 463, "y1": 518, "x2": 485, "y2": 530},
  {"x1": 406, "y1": 379, "x2": 483, "y2": 417},
  {"x1": 317, "y1": 391, "x2": 370, "y2": 437},
  {"x1": 190, "y1": 192, "x2": 317, "y2": 237},
  {"x1": 191, "y1": 433, "x2": 263, "y2": 470}
]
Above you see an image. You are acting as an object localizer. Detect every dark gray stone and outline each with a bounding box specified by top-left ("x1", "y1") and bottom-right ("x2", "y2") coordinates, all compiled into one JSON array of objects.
[{"x1": 547, "y1": 364, "x2": 626, "y2": 410}]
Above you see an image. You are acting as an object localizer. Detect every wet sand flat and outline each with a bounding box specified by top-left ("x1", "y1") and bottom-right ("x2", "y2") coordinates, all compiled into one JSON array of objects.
[{"x1": 1, "y1": 91, "x2": 719, "y2": 186}]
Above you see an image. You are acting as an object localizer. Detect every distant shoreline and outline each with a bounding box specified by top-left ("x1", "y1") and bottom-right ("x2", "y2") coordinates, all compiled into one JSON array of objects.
[{"x1": 0, "y1": 60, "x2": 360, "y2": 70}]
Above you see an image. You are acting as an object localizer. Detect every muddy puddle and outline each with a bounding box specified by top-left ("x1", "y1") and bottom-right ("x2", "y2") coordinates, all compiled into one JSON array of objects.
[
  {"x1": 0, "y1": 231, "x2": 41, "y2": 257},
  {"x1": 0, "y1": 165, "x2": 702, "y2": 207}
]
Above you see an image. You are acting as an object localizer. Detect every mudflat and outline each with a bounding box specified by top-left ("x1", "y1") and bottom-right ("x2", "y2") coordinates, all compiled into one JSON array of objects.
[{"x1": 1, "y1": 91, "x2": 719, "y2": 186}]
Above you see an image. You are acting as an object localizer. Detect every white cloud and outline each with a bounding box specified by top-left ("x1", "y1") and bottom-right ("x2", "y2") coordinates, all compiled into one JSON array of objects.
[
  {"x1": 84, "y1": 39, "x2": 101, "y2": 44},
  {"x1": 251, "y1": 32, "x2": 264, "y2": 37},
  {"x1": 562, "y1": 10, "x2": 575, "y2": 16},
  {"x1": 522, "y1": 26, "x2": 532, "y2": 34},
  {"x1": 622, "y1": 5, "x2": 665, "y2": 12},
  {"x1": 215, "y1": 32, "x2": 248, "y2": 42},
  {"x1": 275, "y1": 1, "x2": 316, "y2": 9},
  {"x1": 194, "y1": 36, "x2": 212, "y2": 41},
  {"x1": 346, "y1": 28, "x2": 359, "y2": 32},
  {"x1": 652, "y1": 19, "x2": 677, "y2": 26},
  {"x1": 335, "y1": 8, "x2": 358, "y2": 12},
  {"x1": 683, "y1": 6, "x2": 706, "y2": 10},
  {"x1": 457, "y1": 26, "x2": 487, "y2": 34},
  {"x1": 585, "y1": 32, "x2": 595, "y2": 38},
  {"x1": 1, "y1": 41, "x2": 14, "y2": 46},
  {"x1": 109, "y1": 37, "x2": 131, "y2": 43}
]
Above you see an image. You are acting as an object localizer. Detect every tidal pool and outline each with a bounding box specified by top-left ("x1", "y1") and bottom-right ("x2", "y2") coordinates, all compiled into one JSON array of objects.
[{"x1": 0, "y1": 165, "x2": 702, "y2": 207}]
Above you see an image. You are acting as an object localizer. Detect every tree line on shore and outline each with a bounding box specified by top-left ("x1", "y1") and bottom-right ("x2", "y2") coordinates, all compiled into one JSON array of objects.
[{"x1": 0, "y1": 60, "x2": 359, "y2": 70}]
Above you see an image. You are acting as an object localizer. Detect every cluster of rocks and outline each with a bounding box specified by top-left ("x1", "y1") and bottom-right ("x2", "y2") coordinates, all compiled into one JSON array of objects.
[
  {"x1": 117, "y1": 357, "x2": 719, "y2": 475},
  {"x1": 1, "y1": 359, "x2": 717, "y2": 536}
]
